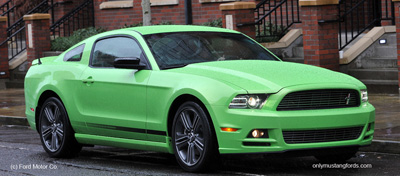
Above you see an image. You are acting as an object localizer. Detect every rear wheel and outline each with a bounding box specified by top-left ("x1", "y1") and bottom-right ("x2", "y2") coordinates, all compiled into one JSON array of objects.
[
  {"x1": 39, "y1": 97, "x2": 82, "y2": 158},
  {"x1": 172, "y1": 101, "x2": 218, "y2": 172}
]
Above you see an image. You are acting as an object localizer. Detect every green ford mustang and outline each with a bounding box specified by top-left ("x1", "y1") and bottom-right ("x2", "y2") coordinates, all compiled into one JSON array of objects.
[{"x1": 25, "y1": 25, "x2": 375, "y2": 172}]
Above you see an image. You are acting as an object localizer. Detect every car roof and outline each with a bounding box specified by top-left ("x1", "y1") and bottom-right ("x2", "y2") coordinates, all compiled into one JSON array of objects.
[
  {"x1": 122, "y1": 25, "x2": 240, "y2": 35},
  {"x1": 69, "y1": 25, "x2": 242, "y2": 53}
]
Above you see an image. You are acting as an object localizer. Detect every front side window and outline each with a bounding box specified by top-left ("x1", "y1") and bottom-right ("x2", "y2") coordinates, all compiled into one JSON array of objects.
[
  {"x1": 144, "y1": 32, "x2": 278, "y2": 69},
  {"x1": 91, "y1": 37, "x2": 144, "y2": 68},
  {"x1": 64, "y1": 44, "x2": 85, "y2": 62}
]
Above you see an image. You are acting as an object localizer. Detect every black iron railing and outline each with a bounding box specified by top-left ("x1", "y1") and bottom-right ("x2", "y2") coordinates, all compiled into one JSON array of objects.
[
  {"x1": 50, "y1": 0, "x2": 94, "y2": 39},
  {"x1": 381, "y1": 0, "x2": 395, "y2": 25},
  {"x1": 0, "y1": 0, "x2": 52, "y2": 61},
  {"x1": 0, "y1": 0, "x2": 12, "y2": 16},
  {"x1": 0, "y1": 0, "x2": 94, "y2": 61},
  {"x1": 337, "y1": 0, "x2": 380, "y2": 50},
  {"x1": 238, "y1": 0, "x2": 301, "y2": 42},
  {"x1": 0, "y1": 0, "x2": 16, "y2": 28}
]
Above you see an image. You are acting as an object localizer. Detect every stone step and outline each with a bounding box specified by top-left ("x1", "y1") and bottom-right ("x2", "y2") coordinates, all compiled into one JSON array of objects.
[
  {"x1": 372, "y1": 46, "x2": 397, "y2": 58},
  {"x1": 5, "y1": 80, "x2": 24, "y2": 89},
  {"x1": 292, "y1": 46, "x2": 304, "y2": 58},
  {"x1": 281, "y1": 57, "x2": 304, "y2": 64},
  {"x1": 8, "y1": 48, "x2": 26, "y2": 59},
  {"x1": 348, "y1": 68, "x2": 398, "y2": 80},
  {"x1": 375, "y1": 45, "x2": 397, "y2": 49},
  {"x1": 359, "y1": 79, "x2": 399, "y2": 94},
  {"x1": 360, "y1": 79, "x2": 398, "y2": 85},
  {"x1": 359, "y1": 57, "x2": 398, "y2": 69},
  {"x1": 10, "y1": 72, "x2": 27, "y2": 81}
]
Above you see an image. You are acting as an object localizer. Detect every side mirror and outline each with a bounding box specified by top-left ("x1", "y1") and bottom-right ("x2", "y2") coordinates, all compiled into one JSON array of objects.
[{"x1": 114, "y1": 57, "x2": 146, "y2": 70}]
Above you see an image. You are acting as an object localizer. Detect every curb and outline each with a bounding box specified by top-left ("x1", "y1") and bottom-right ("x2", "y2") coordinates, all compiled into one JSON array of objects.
[
  {"x1": 360, "y1": 139, "x2": 400, "y2": 154},
  {"x1": 0, "y1": 115, "x2": 29, "y2": 126},
  {"x1": 0, "y1": 115, "x2": 399, "y2": 154}
]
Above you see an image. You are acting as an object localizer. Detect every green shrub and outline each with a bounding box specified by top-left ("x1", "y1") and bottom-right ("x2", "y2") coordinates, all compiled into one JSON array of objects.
[
  {"x1": 202, "y1": 18, "x2": 222, "y2": 28},
  {"x1": 51, "y1": 27, "x2": 106, "y2": 51},
  {"x1": 121, "y1": 22, "x2": 143, "y2": 28},
  {"x1": 255, "y1": 22, "x2": 288, "y2": 43}
]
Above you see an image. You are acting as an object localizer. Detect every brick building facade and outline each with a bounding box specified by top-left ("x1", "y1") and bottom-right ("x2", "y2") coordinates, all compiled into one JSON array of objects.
[
  {"x1": 93, "y1": 0, "x2": 253, "y2": 30},
  {"x1": 0, "y1": 0, "x2": 400, "y2": 93}
]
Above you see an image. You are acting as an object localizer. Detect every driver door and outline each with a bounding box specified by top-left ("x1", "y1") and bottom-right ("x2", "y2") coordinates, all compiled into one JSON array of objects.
[{"x1": 76, "y1": 36, "x2": 151, "y2": 141}]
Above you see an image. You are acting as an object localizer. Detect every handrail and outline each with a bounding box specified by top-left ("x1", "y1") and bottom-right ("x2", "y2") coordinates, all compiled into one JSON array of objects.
[
  {"x1": 338, "y1": 0, "x2": 381, "y2": 50},
  {"x1": 50, "y1": 0, "x2": 94, "y2": 38},
  {"x1": 1, "y1": 0, "x2": 51, "y2": 61},
  {"x1": 255, "y1": 0, "x2": 287, "y2": 25},
  {"x1": 0, "y1": 0, "x2": 14, "y2": 29},
  {"x1": 255, "y1": 0, "x2": 270, "y2": 9},
  {"x1": 381, "y1": 0, "x2": 395, "y2": 25},
  {"x1": 1, "y1": 0, "x2": 92, "y2": 61},
  {"x1": 238, "y1": 0, "x2": 301, "y2": 42},
  {"x1": 0, "y1": 0, "x2": 12, "y2": 15}
]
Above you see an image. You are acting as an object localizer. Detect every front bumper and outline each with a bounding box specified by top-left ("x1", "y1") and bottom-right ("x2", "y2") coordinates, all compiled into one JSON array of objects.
[{"x1": 208, "y1": 102, "x2": 375, "y2": 154}]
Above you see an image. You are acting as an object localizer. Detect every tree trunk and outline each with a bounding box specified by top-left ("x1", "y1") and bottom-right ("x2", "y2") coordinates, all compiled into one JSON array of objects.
[{"x1": 141, "y1": 0, "x2": 152, "y2": 26}]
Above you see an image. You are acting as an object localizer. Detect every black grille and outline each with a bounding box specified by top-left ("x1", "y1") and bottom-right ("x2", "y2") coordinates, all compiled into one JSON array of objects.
[
  {"x1": 283, "y1": 126, "x2": 364, "y2": 144},
  {"x1": 277, "y1": 89, "x2": 360, "y2": 111}
]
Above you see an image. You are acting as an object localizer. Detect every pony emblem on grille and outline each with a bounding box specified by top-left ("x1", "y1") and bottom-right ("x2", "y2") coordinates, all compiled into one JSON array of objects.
[{"x1": 345, "y1": 93, "x2": 351, "y2": 105}]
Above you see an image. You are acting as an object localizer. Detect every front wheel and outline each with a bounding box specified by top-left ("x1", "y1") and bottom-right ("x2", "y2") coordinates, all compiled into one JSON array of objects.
[
  {"x1": 39, "y1": 97, "x2": 82, "y2": 158},
  {"x1": 172, "y1": 101, "x2": 218, "y2": 172}
]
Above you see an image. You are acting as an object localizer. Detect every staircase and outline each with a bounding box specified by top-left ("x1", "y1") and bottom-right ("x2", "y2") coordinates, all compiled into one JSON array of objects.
[
  {"x1": 238, "y1": 0, "x2": 301, "y2": 42},
  {"x1": 346, "y1": 33, "x2": 398, "y2": 94},
  {"x1": 269, "y1": 29, "x2": 398, "y2": 94},
  {"x1": 268, "y1": 34, "x2": 304, "y2": 63},
  {"x1": 0, "y1": 0, "x2": 94, "y2": 88}
]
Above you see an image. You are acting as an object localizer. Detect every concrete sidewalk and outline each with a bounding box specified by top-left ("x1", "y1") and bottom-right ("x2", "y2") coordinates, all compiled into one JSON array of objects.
[{"x1": 1, "y1": 89, "x2": 399, "y2": 153}]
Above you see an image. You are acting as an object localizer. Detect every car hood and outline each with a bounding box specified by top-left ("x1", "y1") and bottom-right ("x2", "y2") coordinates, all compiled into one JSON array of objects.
[{"x1": 168, "y1": 60, "x2": 363, "y2": 93}]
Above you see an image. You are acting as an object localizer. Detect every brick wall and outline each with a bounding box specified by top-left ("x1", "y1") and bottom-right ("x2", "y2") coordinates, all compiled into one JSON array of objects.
[
  {"x1": 93, "y1": 0, "x2": 254, "y2": 30},
  {"x1": 52, "y1": 0, "x2": 87, "y2": 23},
  {"x1": 301, "y1": 4, "x2": 339, "y2": 71},
  {"x1": 24, "y1": 14, "x2": 51, "y2": 66},
  {"x1": 0, "y1": 17, "x2": 9, "y2": 78}
]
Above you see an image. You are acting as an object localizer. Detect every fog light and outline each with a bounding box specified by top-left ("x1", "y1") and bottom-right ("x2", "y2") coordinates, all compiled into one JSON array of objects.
[{"x1": 251, "y1": 129, "x2": 264, "y2": 138}]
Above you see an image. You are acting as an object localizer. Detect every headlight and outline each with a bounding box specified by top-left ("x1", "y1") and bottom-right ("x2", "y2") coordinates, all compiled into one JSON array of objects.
[
  {"x1": 229, "y1": 94, "x2": 269, "y2": 109},
  {"x1": 361, "y1": 90, "x2": 368, "y2": 102}
]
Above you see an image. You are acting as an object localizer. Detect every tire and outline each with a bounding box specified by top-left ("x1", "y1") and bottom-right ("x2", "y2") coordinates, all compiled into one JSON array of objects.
[
  {"x1": 172, "y1": 101, "x2": 218, "y2": 172},
  {"x1": 314, "y1": 149, "x2": 358, "y2": 163},
  {"x1": 38, "y1": 97, "x2": 82, "y2": 158}
]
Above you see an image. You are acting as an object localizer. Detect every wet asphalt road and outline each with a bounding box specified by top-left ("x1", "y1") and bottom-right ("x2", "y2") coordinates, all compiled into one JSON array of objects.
[{"x1": 0, "y1": 125, "x2": 399, "y2": 176}]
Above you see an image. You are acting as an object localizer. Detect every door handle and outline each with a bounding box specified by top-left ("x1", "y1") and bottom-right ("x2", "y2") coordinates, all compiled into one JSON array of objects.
[{"x1": 82, "y1": 76, "x2": 94, "y2": 84}]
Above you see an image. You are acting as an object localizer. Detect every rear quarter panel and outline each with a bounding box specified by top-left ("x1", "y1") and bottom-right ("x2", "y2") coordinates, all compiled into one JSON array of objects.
[{"x1": 25, "y1": 59, "x2": 88, "y2": 132}]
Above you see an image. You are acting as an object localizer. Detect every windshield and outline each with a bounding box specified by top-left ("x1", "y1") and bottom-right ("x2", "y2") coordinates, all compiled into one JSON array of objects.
[{"x1": 144, "y1": 32, "x2": 279, "y2": 69}]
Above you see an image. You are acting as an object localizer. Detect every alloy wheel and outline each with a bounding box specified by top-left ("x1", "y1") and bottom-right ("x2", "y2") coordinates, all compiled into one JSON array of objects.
[
  {"x1": 174, "y1": 108, "x2": 205, "y2": 166},
  {"x1": 40, "y1": 101, "x2": 64, "y2": 152}
]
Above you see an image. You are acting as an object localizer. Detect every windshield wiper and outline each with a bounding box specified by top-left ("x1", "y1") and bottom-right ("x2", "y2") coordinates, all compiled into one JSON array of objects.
[{"x1": 162, "y1": 63, "x2": 189, "y2": 70}]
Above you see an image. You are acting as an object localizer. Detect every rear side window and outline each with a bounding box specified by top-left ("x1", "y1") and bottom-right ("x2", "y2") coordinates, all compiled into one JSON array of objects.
[{"x1": 64, "y1": 44, "x2": 85, "y2": 61}]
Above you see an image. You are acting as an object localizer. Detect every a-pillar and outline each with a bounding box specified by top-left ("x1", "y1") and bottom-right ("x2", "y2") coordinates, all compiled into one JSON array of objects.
[
  {"x1": 393, "y1": 0, "x2": 400, "y2": 94},
  {"x1": 0, "y1": 16, "x2": 9, "y2": 79},
  {"x1": 220, "y1": 2, "x2": 256, "y2": 39},
  {"x1": 23, "y1": 13, "x2": 51, "y2": 67},
  {"x1": 299, "y1": 0, "x2": 340, "y2": 71}
]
